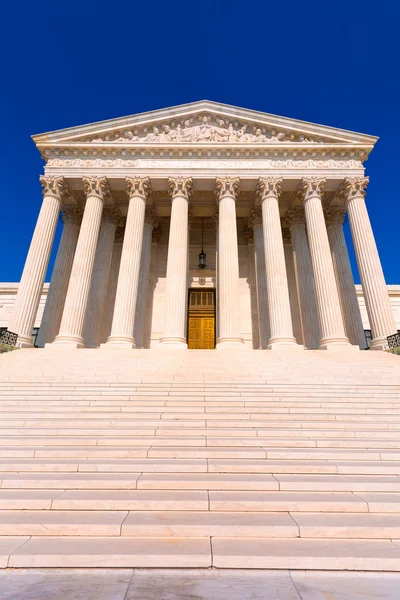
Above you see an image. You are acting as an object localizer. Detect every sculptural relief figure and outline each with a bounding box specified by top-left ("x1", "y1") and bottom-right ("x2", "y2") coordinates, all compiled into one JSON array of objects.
[
  {"x1": 270, "y1": 132, "x2": 286, "y2": 142},
  {"x1": 143, "y1": 127, "x2": 160, "y2": 142},
  {"x1": 196, "y1": 116, "x2": 215, "y2": 142},
  {"x1": 180, "y1": 120, "x2": 194, "y2": 141},
  {"x1": 214, "y1": 119, "x2": 229, "y2": 142}
]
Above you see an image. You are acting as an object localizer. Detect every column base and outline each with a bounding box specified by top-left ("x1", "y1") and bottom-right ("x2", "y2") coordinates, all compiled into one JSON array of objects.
[
  {"x1": 51, "y1": 334, "x2": 85, "y2": 349},
  {"x1": 159, "y1": 337, "x2": 187, "y2": 349},
  {"x1": 319, "y1": 336, "x2": 357, "y2": 351},
  {"x1": 267, "y1": 336, "x2": 300, "y2": 350},
  {"x1": 370, "y1": 336, "x2": 390, "y2": 351},
  {"x1": 101, "y1": 335, "x2": 136, "y2": 349},
  {"x1": 216, "y1": 337, "x2": 244, "y2": 349},
  {"x1": 15, "y1": 335, "x2": 34, "y2": 349}
]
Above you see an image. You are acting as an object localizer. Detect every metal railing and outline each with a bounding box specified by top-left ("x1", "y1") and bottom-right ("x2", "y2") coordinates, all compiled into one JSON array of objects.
[
  {"x1": 387, "y1": 332, "x2": 400, "y2": 349},
  {"x1": 0, "y1": 328, "x2": 18, "y2": 347}
]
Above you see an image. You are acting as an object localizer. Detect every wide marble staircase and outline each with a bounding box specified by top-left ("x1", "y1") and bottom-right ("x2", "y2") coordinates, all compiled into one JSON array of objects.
[{"x1": 0, "y1": 348, "x2": 400, "y2": 569}]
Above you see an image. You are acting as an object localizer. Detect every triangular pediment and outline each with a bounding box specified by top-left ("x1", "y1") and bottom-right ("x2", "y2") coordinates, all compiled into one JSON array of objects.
[{"x1": 32, "y1": 101, "x2": 377, "y2": 149}]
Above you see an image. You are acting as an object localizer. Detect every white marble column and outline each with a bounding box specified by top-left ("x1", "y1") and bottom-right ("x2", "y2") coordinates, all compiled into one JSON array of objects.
[
  {"x1": 36, "y1": 205, "x2": 81, "y2": 347},
  {"x1": 256, "y1": 178, "x2": 297, "y2": 348},
  {"x1": 160, "y1": 178, "x2": 192, "y2": 347},
  {"x1": 344, "y1": 177, "x2": 397, "y2": 350},
  {"x1": 83, "y1": 206, "x2": 120, "y2": 347},
  {"x1": 9, "y1": 176, "x2": 68, "y2": 347},
  {"x1": 133, "y1": 207, "x2": 156, "y2": 348},
  {"x1": 244, "y1": 227, "x2": 260, "y2": 349},
  {"x1": 143, "y1": 226, "x2": 161, "y2": 348},
  {"x1": 298, "y1": 178, "x2": 350, "y2": 349},
  {"x1": 53, "y1": 176, "x2": 109, "y2": 347},
  {"x1": 213, "y1": 210, "x2": 220, "y2": 343},
  {"x1": 215, "y1": 177, "x2": 244, "y2": 347},
  {"x1": 325, "y1": 206, "x2": 366, "y2": 349},
  {"x1": 99, "y1": 228, "x2": 124, "y2": 344},
  {"x1": 283, "y1": 228, "x2": 303, "y2": 345},
  {"x1": 287, "y1": 206, "x2": 320, "y2": 349},
  {"x1": 249, "y1": 207, "x2": 270, "y2": 348},
  {"x1": 105, "y1": 177, "x2": 151, "y2": 348}
]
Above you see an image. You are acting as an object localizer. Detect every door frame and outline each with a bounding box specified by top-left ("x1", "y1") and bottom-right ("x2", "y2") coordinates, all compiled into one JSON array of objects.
[{"x1": 187, "y1": 288, "x2": 216, "y2": 349}]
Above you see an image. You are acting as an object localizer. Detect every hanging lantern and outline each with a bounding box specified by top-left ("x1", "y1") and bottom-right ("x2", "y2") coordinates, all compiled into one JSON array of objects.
[{"x1": 198, "y1": 217, "x2": 207, "y2": 269}]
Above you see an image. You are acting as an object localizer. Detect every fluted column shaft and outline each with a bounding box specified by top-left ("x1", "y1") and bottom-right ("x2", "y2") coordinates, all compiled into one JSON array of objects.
[
  {"x1": 160, "y1": 178, "x2": 192, "y2": 346},
  {"x1": 143, "y1": 227, "x2": 161, "y2": 348},
  {"x1": 250, "y1": 210, "x2": 270, "y2": 348},
  {"x1": 283, "y1": 234, "x2": 303, "y2": 345},
  {"x1": 244, "y1": 229, "x2": 260, "y2": 349},
  {"x1": 36, "y1": 206, "x2": 81, "y2": 347},
  {"x1": 326, "y1": 211, "x2": 366, "y2": 348},
  {"x1": 83, "y1": 208, "x2": 119, "y2": 347},
  {"x1": 9, "y1": 176, "x2": 67, "y2": 347},
  {"x1": 257, "y1": 178, "x2": 297, "y2": 347},
  {"x1": 299, "y1": 178, "x2": 349, "y2": 348},
  {"x1": 345, "y1": 177, "x2": 397, "y2": 349},
  {"x1": 215, "y1": 177, "x2": 243, "y2": 346},
  {"x1": 106, "y1": 178, "x2": 150, "y2": 348},
  {"x1": 99, "y1": 229, "x2": 124, "y2": 344},
  {"x1": 54, "y1": 176, "x2": 109, "y2": 347},
  {"x1": 133, "y1": 208, "x2": 156, "y2": 348},
  {"x1": 288, "y1": 210, "x2": 320, "y2": 349}
]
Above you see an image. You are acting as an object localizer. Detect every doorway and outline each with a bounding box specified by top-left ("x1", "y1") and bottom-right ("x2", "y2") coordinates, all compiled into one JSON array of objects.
[{"x1": 187, "y1": 289, "x2": 216, "y2": 349}]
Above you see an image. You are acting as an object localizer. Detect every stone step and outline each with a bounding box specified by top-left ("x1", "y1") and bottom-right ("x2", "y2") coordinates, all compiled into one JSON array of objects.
[
  {"x1": 3, "y1": 435, "x2": 400, "y2": 451},
  {"x1": 4, "y1": 457, "x2": 400, "y2": 475},
  {"x1": 6, "y1": 536, "x2": 211, "y2": 568},
  {"x1": 0, "y1": 489, "x2": 386, "y2": 512},
  {"x1": 211, "y1": 538, "x2": 400, "y2": 570},
  {"x1": 208, "y1": 459, "x2": 400, "y2": 475},
  {"x1": 275, "y1": 474, "x2": 400, "y2": 491},
  {"x1": 208, "y1": 491, "x2": 369, "y2": 512},
  {"x1": 291, "y1": 512, "x2": 400, "y2": 538},
  {"x1": 0, "y1": 472, "x2": 278, "y2": 491},
  {"x1": 3, "y1": 536, "x2": 400, "y2": 569},
  {"x1": 0, "y1": 510, "x2": 298, "y2": 538},
  {"x1": 0, "y1": 473, "x2": 141, "y2": 489},
  {"x1": 0, "y1": 510, "x2": 127, "y2": 535}
]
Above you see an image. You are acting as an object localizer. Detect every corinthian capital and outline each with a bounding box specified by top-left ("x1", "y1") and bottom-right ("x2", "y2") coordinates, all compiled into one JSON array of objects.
[
  {"x1": 102, "y1": 205, "x2": 121, "y2": 225},
  {"x1": 324, "y1": 206, "x2": 345, "y2": 227},
  {"x1": 215, "y1": 177, "x2": 240, "y2": 200},
  {"x1": 82, "y1": 176, "x2": 111, "y2": 201},
  {"x1": 256, "y1": 177, "x2": 282, "y2": 203},
  {"x1": 168, "y1": 177, "x2": 192, "y2": 200},
  {"x1": 343, "y1": 177, "x2": 369, "y2": 201},
  {"x1": 297, "y1": 177, "x2": 326, "y2": 203},
  {"x1": 248, "y1": 206, "x2": 262, "y2": 228},
  {"x1": 61, "y1": 204, "x2": 83, "y2": 225},
  {"x1": 286, "y1": 205, "x2": 306, "y2": 226},
  {"x1": 40, "y1": 175, "x2": 70, "y2": 201},
  {"x1": 126, "y1": 177, "x2": 151, "y2": 200}
]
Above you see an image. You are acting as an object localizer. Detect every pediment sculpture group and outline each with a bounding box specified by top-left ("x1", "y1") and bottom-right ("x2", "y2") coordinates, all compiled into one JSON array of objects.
[{"x1": 89, "y1": 116, "x2": 314, "y2": 144}]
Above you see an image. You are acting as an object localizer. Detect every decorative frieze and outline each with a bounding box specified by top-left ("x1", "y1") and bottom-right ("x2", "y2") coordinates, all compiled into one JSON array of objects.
[{"x1": 45, "y1": 157, "x2": 366, "y2": 170}]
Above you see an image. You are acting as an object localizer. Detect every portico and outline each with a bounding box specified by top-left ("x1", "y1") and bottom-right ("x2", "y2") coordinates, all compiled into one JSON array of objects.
[{"x1": 9, "y1": 101, "x2": 397, "y2": 351}]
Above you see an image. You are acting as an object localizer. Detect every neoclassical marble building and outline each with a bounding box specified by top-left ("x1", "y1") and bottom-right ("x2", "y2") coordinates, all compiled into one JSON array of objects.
[{"x1": 8, "y1": 101, "x2": 397, "y2": 351}]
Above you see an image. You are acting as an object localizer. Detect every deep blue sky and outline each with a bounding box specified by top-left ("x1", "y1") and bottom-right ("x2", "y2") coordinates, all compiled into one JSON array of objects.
[{"x1": 1, "y1": 0, "x2": 399, "y2": 283}]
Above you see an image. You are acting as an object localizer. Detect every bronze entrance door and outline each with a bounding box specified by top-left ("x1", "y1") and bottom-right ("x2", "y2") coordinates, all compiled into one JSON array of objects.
[{"x1": 188, "y1": 290, "x2": 216, "y2": 349}]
